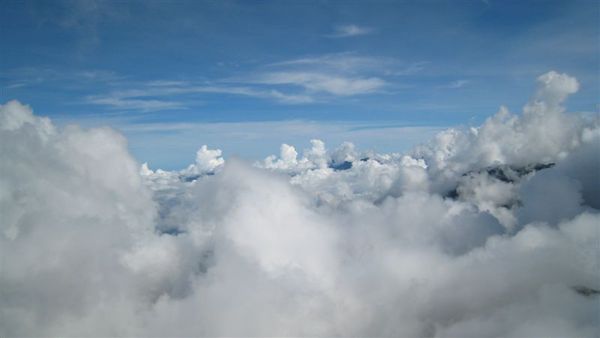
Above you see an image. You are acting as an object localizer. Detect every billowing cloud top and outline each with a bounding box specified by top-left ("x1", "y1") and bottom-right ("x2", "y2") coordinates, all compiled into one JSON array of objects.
[{"x1": 1, "y1": 72, "x2": 599, "y2": 337}]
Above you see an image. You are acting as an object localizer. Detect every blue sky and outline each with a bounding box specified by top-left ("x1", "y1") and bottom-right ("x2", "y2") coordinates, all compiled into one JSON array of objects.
[{"x1": 1, "y1": 0, "x2": 598, "y2": 169}]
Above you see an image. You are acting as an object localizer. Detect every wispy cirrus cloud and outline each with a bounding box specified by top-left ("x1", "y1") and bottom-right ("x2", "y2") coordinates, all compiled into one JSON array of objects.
[
  {"x1": 326, "y1": 24, "x2": 374, "y2": 38},
  {"x1": 82, "y1": 53, "x2": 421, "y2": 111},
  {"x1": 11, "y1": 53, "x2": 427, "y2": 113},
  {"x1": 268, "y1": 53, "x2": 428, "y2": 77},
  {"x1": 233, "y1": 53, "x2": 428, "y2": 98},
  {"x1": 442, "y1": 79, "x2": 470, "y2": 89},
  {"x1": 269, "y1": 53, "x2": 399, "y2": 74},
  {"x1": 2, "y1": 67, "x2": 124, "y2": 89},
  {"x1": 253, "y1": 72, "x2": 385, "y2": 96},
  {"x1": 85, "y1": 96, "x2": 186, "y2": 112},
  {"x1": 85, "y1": 83, "x2": 314, "y2": 111},
  {"x1": 188, "y1": 85, "x2": 314, "y2": 104}
]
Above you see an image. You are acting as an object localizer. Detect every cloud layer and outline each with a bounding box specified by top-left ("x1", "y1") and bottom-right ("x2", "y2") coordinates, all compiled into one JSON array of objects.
[
  {"x1": 81, "y1": 53, "x2": 419, "y2": 111},
  {"x1": 1, "y1": 71, "x2": 598, "y2": 336}
]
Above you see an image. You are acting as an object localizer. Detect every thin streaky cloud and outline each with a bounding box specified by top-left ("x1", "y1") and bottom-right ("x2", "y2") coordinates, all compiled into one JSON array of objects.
[
  {"x1": 326, "y1": 24, "x2": 374, "y2": 38},
  {"x1": 82, "y1": 52, "x2": 402, "y2": 110},
  {"x1": 269, "y1": 52, "x2": 381, "y2": 68},
  {"x1": 86, "y1": 96, "x2": 186, "y2": 112},
  {"x1": 268, "y1": 54, "x2": 427, "y2": 78},
  {"x1": 85, "y1": 84, "x2": 314, "y2": 110},
  {"x1": 146, "y1": 80, "x2": 191, "y2": 87},
  {"x1": 2, "y1": 67, "x2": 124, "y2": 88},
  {"x1": 388, "y1": 61, "x2": 430, "y2": 76},
  {"x1": 254, "y1": 72, "x2": 386, "y2": 96},
  {"x1": 6, "y1": 83, "x2": 28, "y2": 89},
  {"x1": 189, "y1": 85, "x2": 314, "y2": 104},
  {"x1": 445, "y1": 80, "x2": 470, "y2": 89}
]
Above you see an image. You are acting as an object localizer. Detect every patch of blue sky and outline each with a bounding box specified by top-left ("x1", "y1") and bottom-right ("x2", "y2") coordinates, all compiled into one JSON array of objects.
[{"x1": 1, "y1": 0, "x2": 598, "y2": 168}]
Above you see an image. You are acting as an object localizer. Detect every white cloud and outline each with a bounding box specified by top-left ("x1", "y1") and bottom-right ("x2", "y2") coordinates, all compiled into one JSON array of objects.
[
  {"x1": 327, "y1": 24, "x2": 374, "y2": 38},
  {"x1": 189, "y1": 85, "x2": 315, "y2": 104},
  {"x1": 445, "y1": 79, "x2": 470, "y2": 88},
  {"x1": 256, "y1": 72, "x2": 386, "y2": 96},
  {"x1": 271, "y1": 53, "x2": 388, "y2": 72},
  {"x1": 1, "y1": 71, "x2": 599, "y2": 336},
  {"x1": 235, "y1": 53, "x2": 413, "y2": 97},
  {"x1": 85, "y1": 84, "x2": 314, "y2": 110},
  {"x1": 116, "y1": 120, "x2": 445, "y2": 168},
  {"x1": 268, "y1": 53, "x2": 427, "y2": 76},
  {"x1": 182, "y1": 145, "x2": 225, "y2": 176},
  {"x1": 79, "y1": 53, "x2": 420, "y2": 109},
  {"x1": 86, "y1": 95, "x2": 186, "y2": 111}
]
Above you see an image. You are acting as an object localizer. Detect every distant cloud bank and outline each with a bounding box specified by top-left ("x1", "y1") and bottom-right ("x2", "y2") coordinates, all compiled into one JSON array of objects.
[{"x1": 1, "y1": 71, "x2": 599, "y2": 336}]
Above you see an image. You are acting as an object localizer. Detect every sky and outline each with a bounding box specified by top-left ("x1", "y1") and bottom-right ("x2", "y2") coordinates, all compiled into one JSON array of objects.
[
  {"x1": 1, "y1": 0, "x2": 598, "y2": 169},
  {"x1": 2, "y1": 69, "x2": 600, "y2": 336},
  {"x1": 1, "y1": 2, "x2": 600, "y2": 336}
]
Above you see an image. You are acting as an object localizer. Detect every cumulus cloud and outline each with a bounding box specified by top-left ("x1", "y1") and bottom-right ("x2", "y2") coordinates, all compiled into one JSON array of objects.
[{"x1": 1, "y1": 71, "x2": 599, "y2": 337}]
